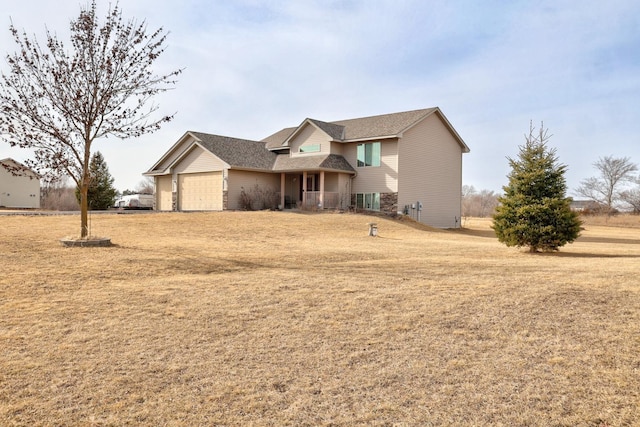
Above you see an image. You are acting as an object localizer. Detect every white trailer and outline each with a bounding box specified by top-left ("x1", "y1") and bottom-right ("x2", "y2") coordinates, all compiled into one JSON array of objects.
[{"x1": 114, "y1": 194, "x2": 154, "y2": 210}]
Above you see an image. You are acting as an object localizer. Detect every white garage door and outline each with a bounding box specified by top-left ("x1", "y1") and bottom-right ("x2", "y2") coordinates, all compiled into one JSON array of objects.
[
  {"x1": 156, "y1": 175, "x2": 173, "y2": 211},
  {"x1": 178, "y1": 172, "x2": 223, "y2": 211}
]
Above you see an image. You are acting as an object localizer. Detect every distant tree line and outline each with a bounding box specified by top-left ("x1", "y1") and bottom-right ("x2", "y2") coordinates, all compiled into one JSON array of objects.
[
  {"x1": 461, "y1": 185, "x2": 499, "y2": 218},
  {"x1": 464, "y1": 155, "x2": 640, "y2": 218}
]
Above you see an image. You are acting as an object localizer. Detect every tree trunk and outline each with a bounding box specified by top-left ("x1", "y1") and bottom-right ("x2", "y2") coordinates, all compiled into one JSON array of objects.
[
  {"x1": 80, "y1": 179, "x2": 89, "y2": 238},
  {"x1": 80, "y1": 142, "x2": 91, "y2": 238}
]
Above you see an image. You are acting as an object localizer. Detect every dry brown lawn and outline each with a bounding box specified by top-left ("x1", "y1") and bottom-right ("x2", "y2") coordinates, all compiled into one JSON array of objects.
[{"x1": 1, "y1": 211, "x2": 639, "y2": 426}]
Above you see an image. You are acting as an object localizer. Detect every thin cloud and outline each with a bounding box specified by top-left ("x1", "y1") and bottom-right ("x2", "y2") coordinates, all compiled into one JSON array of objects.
[{"x1": 1, "y1": 0, "x2": 639, "y2": 192}]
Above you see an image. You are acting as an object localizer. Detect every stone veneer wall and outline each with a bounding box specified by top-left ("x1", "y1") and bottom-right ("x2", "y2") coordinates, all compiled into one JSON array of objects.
[
  {"x1": 380, "y1": 192, "x2": 398, "y2": 214},
  {"x1": 350, "y1": 192, "x2": 398, "y2": 215}
]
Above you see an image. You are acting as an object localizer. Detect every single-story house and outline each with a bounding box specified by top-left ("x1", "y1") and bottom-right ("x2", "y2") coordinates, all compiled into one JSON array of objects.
[
  {"x1": 145, "y1": 107, "x2": 470, "y2": 228},
  {"x1": 0, "y1": 158, "x2": 41, "y2": 209}
]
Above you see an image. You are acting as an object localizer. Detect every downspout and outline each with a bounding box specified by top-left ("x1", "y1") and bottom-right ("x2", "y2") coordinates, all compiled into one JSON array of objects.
[
  {"x1": 319, "y1": 170, "x2": 325, "y2": 209},
  {"x1": 302, "y1": 171, "x2": 308, "y2": 207},
  {"x1": 280, "y1": 172, "x2": 285, "y2": 210},
  {"x1": 349, "y1": 170, "x2": 357, "y2": 209}
]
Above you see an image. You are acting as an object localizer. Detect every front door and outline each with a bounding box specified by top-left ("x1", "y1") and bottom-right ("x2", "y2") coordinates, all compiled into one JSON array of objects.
[{"x1": 306, "y1": 174, "x2": 316, "y2": 192}]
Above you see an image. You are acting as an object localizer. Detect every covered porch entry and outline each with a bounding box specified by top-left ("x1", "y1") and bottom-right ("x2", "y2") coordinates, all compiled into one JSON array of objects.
[{"x1": 279, "y1": 171, "x2": 352, "y2": 210}]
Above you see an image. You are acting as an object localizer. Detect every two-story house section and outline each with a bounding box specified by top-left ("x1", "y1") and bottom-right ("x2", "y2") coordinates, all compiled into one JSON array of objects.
[{"x1": 145, "y1": 107, "x2": 469, "y2": 228}]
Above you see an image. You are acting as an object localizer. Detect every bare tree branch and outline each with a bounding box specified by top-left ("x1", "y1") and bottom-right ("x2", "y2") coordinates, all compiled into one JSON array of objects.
[
  {"x1": 0, "y1": 1, "x2": 182, "y2": 237},
  {"x1": 574, "y1": 156, "x2": 638, "y2": 213}
]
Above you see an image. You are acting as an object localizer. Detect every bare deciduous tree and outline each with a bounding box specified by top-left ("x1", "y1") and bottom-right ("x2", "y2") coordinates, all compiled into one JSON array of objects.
[
  {"x1": 575, "y1": 156, "x2": 638, "y2": 214},
  {"x1": 462, "y1": 185, "x2": 499, "y2": 218},
  {"x1": 620, "y1": 183, "x2": 640, "y2": 213},
  {"x1": 41, "y1": 180, "x2": 80, "y2": 211},
  {"x1": 0, "y1": 1, "x2": 181, "y2": 238},
  {"x1": 135, "y1": 177, "x2": 155, "y2": 195}
]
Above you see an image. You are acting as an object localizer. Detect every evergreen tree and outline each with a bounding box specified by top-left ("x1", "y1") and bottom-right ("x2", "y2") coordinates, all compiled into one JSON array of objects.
[
  {"x1": 492, "y1": 123, "x2": 581, "y2": 252},
  {"x1": 76, "y1": 151, "x2": 118, "y2": 210}
]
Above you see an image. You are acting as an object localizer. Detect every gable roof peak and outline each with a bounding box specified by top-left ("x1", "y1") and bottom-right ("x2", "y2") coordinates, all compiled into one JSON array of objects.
[
  {"x1": 306, "y1": 118, "x2": 345, "y2": 141},
  {"x1": 262, "y1": 107, "x2": 468, "y2": 152},
  {"x1": 330, "y1": 107, "x2": 438, "y2": 140}
]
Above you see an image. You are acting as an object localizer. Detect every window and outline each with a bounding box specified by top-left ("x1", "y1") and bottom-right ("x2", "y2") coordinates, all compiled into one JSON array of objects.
[
  {"x1": 299, "y1": 144, "x2": 320, "y2": 153},
  {"x1": 356, "y1": 193, "x2": 380, "y2": 211},
  {"x1": 357, "y1": 142, "x2": 381, "y2": 167}
]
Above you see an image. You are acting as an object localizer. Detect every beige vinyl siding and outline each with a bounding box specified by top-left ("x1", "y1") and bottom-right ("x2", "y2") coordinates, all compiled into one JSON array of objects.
[
  {"x1": 153, "y1": 135, "x2": 195, "y2": 171},
  {"x1": 337, "y1": 173, "x2": 352, "y2": 209},
  {"x1": 226, "y1": 170, "x2": 280, "y2": 210},
  {"x1": 178, "y1": 172, "x2": 223, "y2": 211},
  {"x1": 347, "y1": 139, "x2": 399, "y2": 193},
  {"x1": 398, "y1": 113, "x2": 463, "y2": 228},
  {"x1": 156, "y1": 175, "x2": 173, "y2": 211},
  {"x1": 173, "y1": 146, "x2": 227, "y2": 174},
  {"x1": 330, "y1": 141, "x2": 344, "y2": 155},
  {"x1": 323, "y1": 173, "x2": 339, "y2": 192},
  {"x1": 289, "y1": 124, "x2": 331, "y2": 157}
]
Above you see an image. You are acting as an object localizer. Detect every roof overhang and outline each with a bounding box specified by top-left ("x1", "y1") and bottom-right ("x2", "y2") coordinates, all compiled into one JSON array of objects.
[
  {"x1": 0, "y1": 158, "x2": 41, "y2": 179},
  {"x1": 281, "y1": 118, "x2": 342, "y2": 147},
  {"x1": 340, "y1": 134, "x2": 399, "y2": 143},
  {"x1": 144, "y1": 132, "x2": 230, "y2": 176},
  {"x1": 144, "y1": 131, "x2": 199, "y2": 174},
  {"x1": 420, "y1": 108, "x2": 470, "y2": 153}
]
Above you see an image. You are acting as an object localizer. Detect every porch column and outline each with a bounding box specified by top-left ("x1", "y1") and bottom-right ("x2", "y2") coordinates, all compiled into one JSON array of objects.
[
  {"x1": 319, "y1": 171, "x2": 325, "y2": 209},
  {"x1": 302, "y1": 171, "x2": 307, "y2": 206},
  {"x1": 280, "y1": 173, "x2": 285, "y2": 209}
]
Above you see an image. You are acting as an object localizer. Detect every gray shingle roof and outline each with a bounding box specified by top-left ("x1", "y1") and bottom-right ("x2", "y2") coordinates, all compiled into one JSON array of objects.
[
  {"x1": 261, "y1": 127, "x2": 295, "y2": 149},
  {"x1": 190, "y1": 132, "x2": 278, "y2": 170},
  {"x1": 273, "y1": 154, "x2": 355, "y2": 173},
  {"x1": 333, "y1": 108, "x2": 437, "y2": 140},
  {"x1": 262, "y1": 108, "x2": 439, "y2": 149},
  {"x1": 186, "y1": 132, "x2": 354, "y2": 174},
  {"x1": 151, "y1": 107, "x2": 465, "y2": 175},
  {"x1": 307, "y1": 119, "x2": 345, "y2": 140}
]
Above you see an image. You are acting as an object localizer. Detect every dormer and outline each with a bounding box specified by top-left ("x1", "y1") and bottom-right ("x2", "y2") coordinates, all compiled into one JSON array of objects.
[{"x1": 280, "y1": 118, "x2": 345, "y2": 157}]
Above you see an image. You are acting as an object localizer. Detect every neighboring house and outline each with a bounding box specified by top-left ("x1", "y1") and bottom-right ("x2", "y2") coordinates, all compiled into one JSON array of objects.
[
  {"x1": 0, "y1": 158, "x2": 41, "y2": 209},
  {"x1": 145, "y1": 107, "x2": 470, "y2": 228}
]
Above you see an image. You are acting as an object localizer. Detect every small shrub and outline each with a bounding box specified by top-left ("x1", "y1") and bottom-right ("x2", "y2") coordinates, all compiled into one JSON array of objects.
[
  {"x1": 239, "y1": 187, "x2": 253, "y2": 211},
  {"x1": 239, "y1": 184, "x2": 280, "y2": 211}
]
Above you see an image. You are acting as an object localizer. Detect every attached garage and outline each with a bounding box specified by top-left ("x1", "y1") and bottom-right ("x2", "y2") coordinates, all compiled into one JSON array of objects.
[
  {"x1": 178, "y1": 172, "x2": 223, "y2": 211},
  {"x1": 156, "y1": 175, "x2": 173, "y2": 211}
]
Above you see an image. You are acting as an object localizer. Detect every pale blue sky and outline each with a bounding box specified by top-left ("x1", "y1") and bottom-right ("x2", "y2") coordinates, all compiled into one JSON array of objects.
[{"x1": 2, "y1": 0, "x2": 639, "y2": 193}]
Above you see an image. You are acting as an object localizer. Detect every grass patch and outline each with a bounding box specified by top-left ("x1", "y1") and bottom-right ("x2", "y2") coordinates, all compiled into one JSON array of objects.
[{"x1": 1, "y1": 211, "x2": 639, "y2": 425}]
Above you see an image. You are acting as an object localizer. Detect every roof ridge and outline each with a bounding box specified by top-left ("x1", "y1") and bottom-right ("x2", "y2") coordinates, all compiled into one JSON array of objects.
[
  {"x1": 189, "y1": 130, "x2": 264, "y2": 144},
  {"x1": 306, "y1": 118, "x2": 345, "y2": 140},
  {"x1": 328, "y1": 107, "x2": 436, "y2": 124}
]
